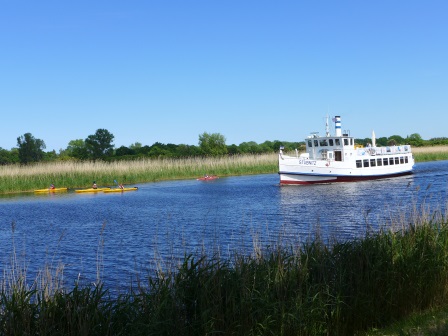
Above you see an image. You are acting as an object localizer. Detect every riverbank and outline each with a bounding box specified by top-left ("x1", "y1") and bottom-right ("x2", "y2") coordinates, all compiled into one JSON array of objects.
[
  {"x1": 2, "y1": 207, "x2": 448, "y2": 335},
  {"x1": 412, "y1": 145, "x2": 448, "y2": 162},
  {"x1": 1, "y1": 146, "x2": 447, "y2": 194},
  {"x1": 0, "y1": 153, "x2": 278, "y2": 194}
]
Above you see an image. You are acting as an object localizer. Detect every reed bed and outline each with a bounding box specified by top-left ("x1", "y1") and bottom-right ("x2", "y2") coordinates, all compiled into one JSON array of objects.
[
  {"x1": 2, "y1": 207, "x2": 448, "y2": 335},
  {"x1": 0, "y1": 154, "x2": 278, "y2": 193},
  {"x1": 412, "y1": 145, "x2": 448, "y2": 162}
]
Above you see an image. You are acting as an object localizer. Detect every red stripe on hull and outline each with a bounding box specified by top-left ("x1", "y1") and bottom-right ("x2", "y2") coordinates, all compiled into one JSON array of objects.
[{"x1": 280, "y1": 171, "x2": 413, "y2": 185}]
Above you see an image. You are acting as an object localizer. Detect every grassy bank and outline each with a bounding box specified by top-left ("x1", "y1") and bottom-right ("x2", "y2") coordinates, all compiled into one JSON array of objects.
[
  {"x1": 0, "y1": 154, "x2": 278, "y2": 193},
  {"x1": 2, "y1": 208, "x2": 448, "y2": 335},
  {"x1": 1, "y1": 146, "x2": 447, "y2": 194},
  {"x1": 412, "y1": 145, "x2": 448, "y2": 162}
]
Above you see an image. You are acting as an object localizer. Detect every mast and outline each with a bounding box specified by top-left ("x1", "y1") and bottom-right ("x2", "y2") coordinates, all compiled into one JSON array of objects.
[{"x1": 334, "y1": 116, "x2": 342, "y2": 136}]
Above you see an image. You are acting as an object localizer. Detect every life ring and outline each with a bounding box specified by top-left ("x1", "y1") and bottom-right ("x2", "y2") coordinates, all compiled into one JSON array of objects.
[{"x1": 325, "y1": 161, "x2": 330, "y2": 167}]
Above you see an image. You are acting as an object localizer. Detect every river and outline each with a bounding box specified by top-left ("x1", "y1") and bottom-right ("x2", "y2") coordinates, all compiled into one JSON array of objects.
[{"x1": 1, "y1": 160, "x2": 447, "y2": 291}]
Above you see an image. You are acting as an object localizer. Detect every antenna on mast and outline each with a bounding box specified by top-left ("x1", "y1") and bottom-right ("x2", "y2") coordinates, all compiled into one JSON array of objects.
[{"x1": 325, "y1": 115, "x2": 330, "y2": 137}]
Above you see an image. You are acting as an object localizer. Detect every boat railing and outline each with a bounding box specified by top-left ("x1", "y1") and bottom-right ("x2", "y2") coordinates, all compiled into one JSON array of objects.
[{"x1": 357, "y1": 145, "x2": 412, "y2": 156}]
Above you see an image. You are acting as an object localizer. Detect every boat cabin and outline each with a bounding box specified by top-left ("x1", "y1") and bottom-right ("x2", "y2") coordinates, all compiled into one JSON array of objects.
[
  {"x1": 306, "y1": 133, "x2": 354, "y2": 161},
  {"x1": 304, "y1": 116, "x2": 354, "y2": 161}
]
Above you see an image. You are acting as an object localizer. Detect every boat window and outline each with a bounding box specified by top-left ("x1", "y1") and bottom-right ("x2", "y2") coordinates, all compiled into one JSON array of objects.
[
  {"x1": 377, "y1": 158, "x2": 382, "y2": 166},
  {"x1": 389, "y1": 158, "x2": 394, "y2": 165},
  {"x1": 344, "y1": 138, "x2": 349, "y2": 146},
  {"x1": 370, "y1": 159, "x2": 376, "y2": 167},
  {"x1": 314, "y1": 140, "x2": 319, "y2": 147},
  {"x1": 405, "y1": 156, "x2": 409, "y2": 163},
  {"x1": 319, "y1": 139, "x2": 328, "y2": 146},
  {"x1": 350, "y1": 139, "x2": 353, "y2": 145},
  {"x1": 356, "y1": 160, "x2": 362, "y2": 168},
  {"x1": 329, "y1": 139, "x2": 334, "y2": 146},
  {"x1": 400, "y1": 157, "x2": 404, "y2": 164},
  {"x1": 335, "y1": 139, "x2": 341, "y2": 146},
  {"x1": 363, "y1": 159, "x2": 369, "y2": 167},
  {"x1": 395, "y1": 157, "x2": 400, "y2": 164},
  {"x1": 308, "y1": 140, "x2": 312, "y2": 147},
  {"x1": 383, "y1": 158, "x2": 388, "y2": 166}
]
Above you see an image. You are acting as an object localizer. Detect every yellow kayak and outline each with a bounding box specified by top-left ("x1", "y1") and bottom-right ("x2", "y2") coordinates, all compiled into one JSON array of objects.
[
  {"x1": 103, "y1": 187, "x2": 138, "y2": 193},
  {"x1": 34, "y1": 187, "x2": 68, "y2": 193},
  {"x1": 75, "y1": 187, "x2": 111, "y2": 193}
]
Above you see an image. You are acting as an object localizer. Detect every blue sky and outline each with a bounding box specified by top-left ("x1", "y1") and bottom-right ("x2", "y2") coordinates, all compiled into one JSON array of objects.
[{"x1": 1, "y1": 1, "x2": 447, "y2": 152}]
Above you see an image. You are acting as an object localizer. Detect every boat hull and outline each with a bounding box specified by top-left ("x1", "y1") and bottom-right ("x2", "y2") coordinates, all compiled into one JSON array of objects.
[
  {"x1": 103, "y1": 187, "x2": 138, "y2": 193},
  {"x1": 34, "y1": 187, "x2": 68, "y2": 193},
  {"x1": 75, "y1": 188, "x2": 111, "y2": 193},
  {"x1": 197, "y1": 176, "x2": 219, "y2": 181},
  {"x1": 279, "y1": 170, "x2": 413, "y2": 185}
]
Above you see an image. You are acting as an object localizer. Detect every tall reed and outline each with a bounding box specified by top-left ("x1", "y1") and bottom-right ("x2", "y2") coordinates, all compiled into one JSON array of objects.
[
  {"x1": 0, "y1": 154, "x2": 278, "y2": 193},
  {"x1": 412, "y1": 145, "x2": 448, "y2": 162}
]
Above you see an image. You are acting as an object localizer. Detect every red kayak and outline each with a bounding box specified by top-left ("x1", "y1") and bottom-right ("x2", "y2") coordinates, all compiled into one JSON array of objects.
[{"x1": 197, "y1": 175, "x2": 219, "y2": 181}]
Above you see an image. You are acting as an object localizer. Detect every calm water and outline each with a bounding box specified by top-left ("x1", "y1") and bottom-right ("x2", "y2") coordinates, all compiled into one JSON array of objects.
[{"x1": 1, "y1": 160, "x2": 447, "y2": 290}]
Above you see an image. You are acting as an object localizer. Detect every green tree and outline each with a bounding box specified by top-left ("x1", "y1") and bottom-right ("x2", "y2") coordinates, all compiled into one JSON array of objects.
[
  {"x1": 65, "y1": 139, "x2": 89, "y2": 160},
  {"x1": 388, "y1": 135, "x2": 405, "y2": 146},
  {"x1": 376, "y1": 137, "x2": 388, "y2": 146},
  {"x1": 130, "y1": 142, "x2": 142, "y2": 151},
  {"x1": 136, "y1": 145, "x2": 151, "y2": 155},
  {"x1": 238, "y1": 141, "x2": 261, "y2": 154},
  {"x1": 16, "y1": 133, "x2": 46, "y2": 164},
  {"x1": 198, "y1": 132, "x2": 227, "y2": 156},
  {"x1": 227, "y1": 144, "x2": 240, "y2": 155},
  {"x1": 0, "y1": 148, "x2": 19, "y2": 165},
  {"x1": 115, "y1": 146, "x2": 135, "y2": 156},
  {"x1": 406, "y1": 133, "x2": 425, "y2": 147},
  {"x1": 43, "y1": 150, "x2": 58, "y2": 162},
  {"x1": 428, "y1": 137, "x2": 448, "y2": 146},
  {"x1": 177, "y1": 144, "x2": 200, "y2": 157},
  {"x1": 85, "y1": 129, "x2": 115, "y2": 160}
]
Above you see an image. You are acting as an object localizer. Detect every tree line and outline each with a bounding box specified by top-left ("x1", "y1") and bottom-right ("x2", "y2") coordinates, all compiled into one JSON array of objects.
[{"x1": 0, "y1": 129, "x2": 446, "y2": 165}]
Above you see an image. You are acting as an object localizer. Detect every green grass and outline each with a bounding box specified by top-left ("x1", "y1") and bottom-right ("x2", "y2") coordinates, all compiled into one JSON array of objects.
[
  {"x1": 364, "y1": 306, "x2": 448, "y2": 335},
  {"x1": 2, "y1": 208, "x2": 448, "y2": 335},
  {"x1": 0, "y1": 154, "x2": 278, "y2": 193},
  {"x1": 412, "y1": 145, "x2": 448, "y2": 162}
]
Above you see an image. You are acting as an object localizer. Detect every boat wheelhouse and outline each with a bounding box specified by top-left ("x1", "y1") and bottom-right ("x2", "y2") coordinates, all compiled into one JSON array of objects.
[{"x1": 278, "y1": 116, "x2": 414, "y2": 185}]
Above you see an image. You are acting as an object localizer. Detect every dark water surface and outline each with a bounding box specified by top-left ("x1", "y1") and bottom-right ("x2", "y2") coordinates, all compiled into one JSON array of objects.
[{"x1": 1, "y1": 161, "x2": 447, "y2": 290}]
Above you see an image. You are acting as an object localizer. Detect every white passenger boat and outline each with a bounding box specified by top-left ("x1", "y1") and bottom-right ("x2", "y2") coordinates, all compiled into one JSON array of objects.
[{"x1": 278, "y1": 116, "x2": 414, "y2": 185}]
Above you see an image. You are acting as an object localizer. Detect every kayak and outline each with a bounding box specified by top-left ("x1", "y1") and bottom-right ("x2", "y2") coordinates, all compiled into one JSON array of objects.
[
  {"x1": 34, "y1": 187, "x2": 68, "y2": 193},
  {"x1": 103, "y1": 187, "x2": 138, "y2": 193},
  {"x1": 75, "y1": 187, "x2": 111, "y2": 193},
  {"x1": 197, "y1": 175, "x2": 219, "y2": 181}
]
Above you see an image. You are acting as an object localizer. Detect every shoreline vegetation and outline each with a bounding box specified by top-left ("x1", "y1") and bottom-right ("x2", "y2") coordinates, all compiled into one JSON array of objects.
[
  {"x1": 2, "y1": 206, "x2": 448, "y2": 334},
  {"x1": 0, "y1": 146, "x2": 448, "y2": 194}
]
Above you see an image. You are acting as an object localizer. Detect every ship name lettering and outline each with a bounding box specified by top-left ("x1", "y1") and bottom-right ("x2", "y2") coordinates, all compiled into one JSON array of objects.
[{"x1": 299, "y1": 159, "x2": 317, "y2": 166}]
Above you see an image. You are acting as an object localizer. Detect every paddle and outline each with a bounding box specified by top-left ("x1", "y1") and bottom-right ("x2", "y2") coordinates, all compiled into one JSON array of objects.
[{"x1": 114, "y1": 179, "x2": 124, "y2": 190}]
